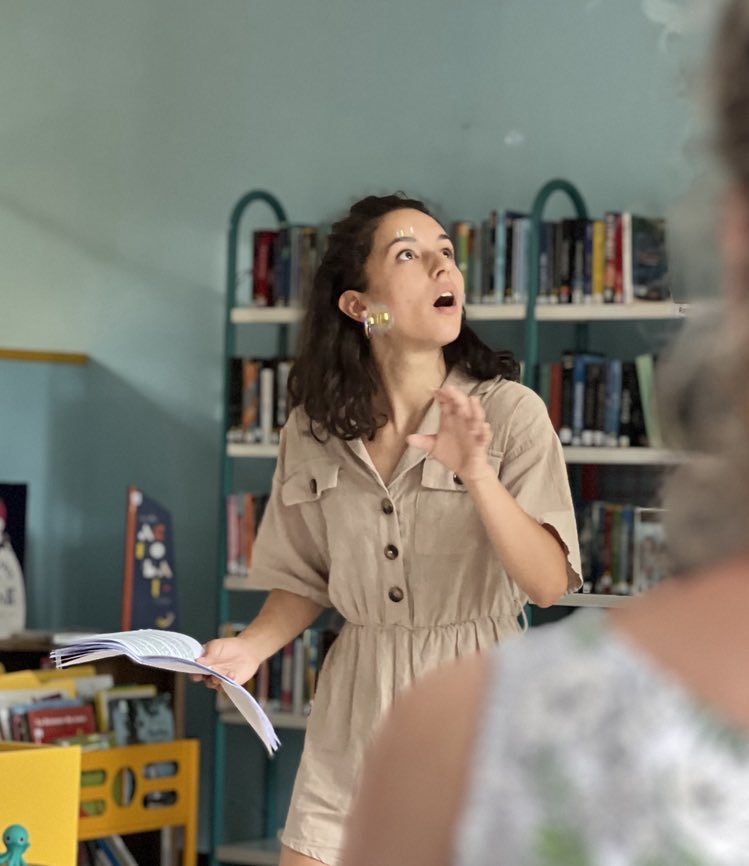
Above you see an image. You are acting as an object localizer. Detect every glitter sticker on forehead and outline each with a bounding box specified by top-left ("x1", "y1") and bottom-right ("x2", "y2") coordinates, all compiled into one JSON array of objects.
[{"x1": 395, "y1": 227, "x2": 415, "y2": 238}]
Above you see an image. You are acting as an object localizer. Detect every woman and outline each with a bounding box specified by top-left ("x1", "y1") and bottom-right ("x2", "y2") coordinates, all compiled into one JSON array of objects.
[
  {"x1": 198, "y1": 193, "x2": 581, "y2": 866},
  {"x1": 341, "y1": 7, "x2": 749, "y2": 865}
]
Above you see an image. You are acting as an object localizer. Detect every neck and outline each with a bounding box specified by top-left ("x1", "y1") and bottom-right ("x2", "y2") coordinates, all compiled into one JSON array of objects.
[{"x1": 371, "y1": 347, "x2": 447, "y2": 436}]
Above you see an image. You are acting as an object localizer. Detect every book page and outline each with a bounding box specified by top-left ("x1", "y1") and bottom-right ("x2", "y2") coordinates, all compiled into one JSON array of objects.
[
  {"x1": 77, "y1": 629, "x2": 204, "y2": 661},
  {"x1": 51, "y1": 629, "x2": 281, "y2": 753}
]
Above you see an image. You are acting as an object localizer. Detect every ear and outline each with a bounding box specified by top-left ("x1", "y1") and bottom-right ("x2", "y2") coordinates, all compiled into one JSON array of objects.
[{"x1": 338, "y1": 290, "x2": 368, "y2": 323}]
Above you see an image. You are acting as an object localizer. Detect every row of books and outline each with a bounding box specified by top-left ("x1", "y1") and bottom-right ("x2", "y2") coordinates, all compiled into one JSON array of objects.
[
  {"x1": 538, "y1": 351, "x2": 662, "y2": 448},
  {"x1": 578, "y1": 502, "x2": 667, "y2": 596},
  {"x1": 240, "y1": 211, "x2": 668, "y2": 310},
  {"x1": 459, "y1": 211, "x2": 668, "y2": 306},
  {"x1": 227, "y1": 356, "x2": 292, "y2": 444},
  {"x1": 225, "y1": 492, "x2": 269, "y2": 577},
  {"x1": 79, "y1": 834, "x2": 138, "y2": 866},
  {"x1": 0, "y1": 664, "x2": 174, "y2": 747},
  {"x1": 248, "y1": 225, "x2": 319, "y2": 307},
  {"x1": 217, "y1": 624, "x2": 339, "y2": 717}
]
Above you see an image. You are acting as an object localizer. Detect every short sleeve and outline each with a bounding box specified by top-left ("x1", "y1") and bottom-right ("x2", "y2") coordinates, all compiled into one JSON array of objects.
[
  {"x1": 498, "y1": 390, "x2": 582, "y2": 594},
  {"x1": 246, "y1": 425, "x2": 332, "y2": 608}
]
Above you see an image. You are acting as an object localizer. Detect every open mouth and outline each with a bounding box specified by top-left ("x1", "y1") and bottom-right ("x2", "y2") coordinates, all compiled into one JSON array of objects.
[{"x1": 433, "y1": 292, "x2": 456, "y2": 308}]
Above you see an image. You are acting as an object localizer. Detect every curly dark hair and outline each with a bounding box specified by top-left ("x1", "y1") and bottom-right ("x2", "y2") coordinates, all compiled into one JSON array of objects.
[{"x1": 287, "y1": 192, "x2": 520, "y2": 441}]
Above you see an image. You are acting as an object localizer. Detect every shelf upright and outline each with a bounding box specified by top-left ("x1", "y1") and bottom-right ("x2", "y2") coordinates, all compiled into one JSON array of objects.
[
  {"x1": 523, "y1": 178, "x2": 589, "y2": 388},
  {"x1": 522, "y1": 180, "x2": 588, "y2": 627},
  {"x1": 213, "y1": 190, "x2": 288, "y2": 866}
]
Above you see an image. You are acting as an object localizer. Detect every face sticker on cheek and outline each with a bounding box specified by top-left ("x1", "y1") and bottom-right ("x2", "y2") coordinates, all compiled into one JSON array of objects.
[{"x1": 363, "y1": 303, "x2": 394, "y2": 338}]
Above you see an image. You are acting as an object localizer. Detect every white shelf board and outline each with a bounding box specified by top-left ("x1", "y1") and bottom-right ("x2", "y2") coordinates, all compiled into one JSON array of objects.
[
  {"x1": 562, "y1": 447, "x2": 684, "y2": 465},
  {"x1": 555, "y1": 593, "x2": 636, "y2": 608},
  {"x1": 216, "y1": 838, "x2": 280, "y2": 865},
  {"x1": 230, "y1": 301, "x2": 685, "y2": 326},
  {"x1": 464, "y1": 303, "x2": 525, "y2": 321},
  {"x1": 227, "y1": 444, "x2": 682, "y2": 465},
  {"x1": 535, "y1": 301, "x2": 685, "y2": 321},
  {"x1": 231, "y1": 307, "x2": 301, "y2": 324},
  {"x1": 227, "y1": 442, "x2": 280, "y2": 458},
  {"x1": 221, "y1": 709, "x2": 309, "y2": 730},
  {"x1": 224, "y1": 575, "x2": 262, "y2": 592}
]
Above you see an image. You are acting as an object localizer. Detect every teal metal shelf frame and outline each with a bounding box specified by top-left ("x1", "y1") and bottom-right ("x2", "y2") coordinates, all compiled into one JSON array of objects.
[
  {"x1": 213, "y1": 190, "x2": 288, "y2": 866},
  {"x1": 523, "y1": 178, "x2": 589, "y2": 388}
]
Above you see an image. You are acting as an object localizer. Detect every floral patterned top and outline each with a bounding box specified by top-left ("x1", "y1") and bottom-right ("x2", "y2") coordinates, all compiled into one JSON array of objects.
[{"x1": 455, "y1": 609, "x2": 749, "y2": 866}]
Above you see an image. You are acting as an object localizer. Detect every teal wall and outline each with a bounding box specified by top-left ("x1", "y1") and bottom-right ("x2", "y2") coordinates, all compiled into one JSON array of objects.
[{"x1": 0, "y1": 0, "x2": 717, "y2": 852}]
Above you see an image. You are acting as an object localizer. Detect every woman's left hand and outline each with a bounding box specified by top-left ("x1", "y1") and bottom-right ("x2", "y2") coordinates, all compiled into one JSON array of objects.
[{"x1": 407, "y1": 385, "x2": 493, "y2": 483}]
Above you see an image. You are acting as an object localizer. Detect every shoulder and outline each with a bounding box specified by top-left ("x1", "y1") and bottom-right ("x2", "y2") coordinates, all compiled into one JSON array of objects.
[
  {"x1": 471, "y1": 377, "x2": 551, "y2": 455},
  {"x1": 477, "y1": 377, "x2": 546, "y2": 420},
  {"x1": 342, "y1": 653, "x2": 493, "y2": 866},
  {"x1": 278, "y1": 407, "x2": 338, "y2": 476}
]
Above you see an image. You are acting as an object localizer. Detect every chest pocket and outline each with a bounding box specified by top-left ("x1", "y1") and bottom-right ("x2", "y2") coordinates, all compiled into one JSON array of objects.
[
  {"x1": 281, "y1": 458, "x2": 341, "y2": 507},
  {"x1": 414, "y1": 453, "x2": 502, "y2": 555}
]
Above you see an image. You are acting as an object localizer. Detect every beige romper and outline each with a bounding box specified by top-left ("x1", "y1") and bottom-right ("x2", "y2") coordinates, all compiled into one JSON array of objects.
[{"x1": 248, "y1": 367, "x2": 582, "y2": 865}]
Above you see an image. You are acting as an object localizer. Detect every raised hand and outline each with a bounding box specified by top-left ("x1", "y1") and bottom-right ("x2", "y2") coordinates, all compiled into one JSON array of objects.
[{"x1": 407, "y1": 385, "x2": 493, "y2": 483}]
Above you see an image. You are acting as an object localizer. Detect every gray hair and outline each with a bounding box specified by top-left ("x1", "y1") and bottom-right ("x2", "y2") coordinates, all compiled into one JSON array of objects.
[{"x1": 657, "y1": 0, "x2": 749, "y2": 573}]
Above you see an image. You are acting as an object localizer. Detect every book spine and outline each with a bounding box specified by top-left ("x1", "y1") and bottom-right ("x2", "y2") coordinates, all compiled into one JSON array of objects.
[
  {"x1": 591, "y1": 219, "x2": 605, "y2": 302},
  {"x1": 558, "y1": 219, "x2": 574, "y2": 303},
  {"x1": 275, "y1": 359, "x2": 292, "y2": 431},
  {"x1": 259, "y1": 363, "x2": 275, "y2": 445},
  {"x1": 252, "y1": 230, "x2": 278, "y2": 306},
  {"x1": 241, "y1": 359, "x2": 260, "y2": 443},
  {"x1": 613, "y1": 213, "x2": 624, "y2": 303},
  {"x1": 621, "y1": 212, "x2": 632, "y2": 303},
  {"x1": 292, "y1": 637, "x2": 305, "y2": 716},
  {"x1": 604, "y1": 359, "x2": 622, "y2": 447},
  {"x1": 559, "y1": 351, "x2": 575, "y2": 445}
]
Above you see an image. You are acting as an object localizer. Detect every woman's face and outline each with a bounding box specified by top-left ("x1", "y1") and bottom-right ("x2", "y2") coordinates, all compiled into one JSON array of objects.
[{"x1": 361, "y1": 208, "x2": 464, "y2": 350}]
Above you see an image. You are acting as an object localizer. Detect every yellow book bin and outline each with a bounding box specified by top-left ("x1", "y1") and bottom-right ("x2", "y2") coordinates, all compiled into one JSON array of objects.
[
  {"x1": 0, "y1": 741, "x2": 82, "y2": 866},
  {"x1": 79, "y1": 739, "x2": 199, "y2": 866}
]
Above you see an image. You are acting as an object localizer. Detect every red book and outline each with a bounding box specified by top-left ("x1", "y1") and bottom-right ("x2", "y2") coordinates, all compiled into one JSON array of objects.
[
  {"x1": 252, "y1": 230, "x2": 279, "y2": 306},
  {"x1": 548, "y1": 361, "x2": 562, "y2": 432},
  {"x1": 613, "y1": 214, "x2": 624, "y2": 303},
  {"x1": 26, "y1": 703, "x2": 96, "y2": 744}
]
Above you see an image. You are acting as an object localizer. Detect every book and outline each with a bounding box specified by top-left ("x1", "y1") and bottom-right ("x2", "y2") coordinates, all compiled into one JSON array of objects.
[
  {"x1": 95, "y1": 683, "x2": 158, "y2": 731},
  {"x1": 630, "y1": 215, "x2": 669, "y2": 300},
  {"x1": 109, "y1": 692, "x2": 175, "y2": 746},
  {"x1": 0, "y1": 482, "x2": 27, "y2": 638},
  {"x1": 50, "y1": 629, "x2": 280, "y2": 753},
  {"x1": 632, "y1": 507, "x2": 669, "y2": 594},
  {"x1": 122, "y1": 487, "x2": 179, "y2": 632},
  {"x1": 26, "y1": 701, "x2": 97, "y2": 744},
  {"x1": 252, "y1": 229, "x2": 279, "y2": 306}
]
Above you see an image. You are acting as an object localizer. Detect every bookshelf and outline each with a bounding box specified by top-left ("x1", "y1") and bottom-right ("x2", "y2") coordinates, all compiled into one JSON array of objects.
[
  {"x1": 0, "y1": 637, "x2": 194, "y2": 865},
  {"x1": 212, "y1": 182, "x2": 681, "y2": 865},
  {"x1": 213, "y1": 191, "x2": 290, "y2": 866}
]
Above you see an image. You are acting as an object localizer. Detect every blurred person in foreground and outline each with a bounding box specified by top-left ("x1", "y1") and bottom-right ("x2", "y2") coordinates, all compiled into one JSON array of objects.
[{"x1": 341, "y1": 3, "x2": 749, "y2": 863}]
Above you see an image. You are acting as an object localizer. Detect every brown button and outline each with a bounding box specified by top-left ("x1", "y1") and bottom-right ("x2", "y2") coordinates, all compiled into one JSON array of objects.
[
  {"x1": 309, "y1": 478, "x2": 318, "y2": 495},
  {"x1": 384, "y1": 544, "x2": 399, "y2": 560},
  {"x1": 381, "y1": 498, "x2": 394, "y2": 515},
  {"x1": 453, "y1": 473, "x2": 463, "y2": 485},
  {"x1": 388, "y1": 586, "x2": 404, "y2": 603}
]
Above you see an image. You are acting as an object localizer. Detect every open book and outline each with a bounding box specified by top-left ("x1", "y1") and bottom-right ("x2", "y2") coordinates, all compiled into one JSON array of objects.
[{"x1": 50, "y1": 628, "x2": 280, "y2": 754}]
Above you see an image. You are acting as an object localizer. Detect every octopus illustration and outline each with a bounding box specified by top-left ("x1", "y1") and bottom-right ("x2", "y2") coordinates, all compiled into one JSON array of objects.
[{"x1": 0, "y1": 825, "x2": 29, "y2": 865}]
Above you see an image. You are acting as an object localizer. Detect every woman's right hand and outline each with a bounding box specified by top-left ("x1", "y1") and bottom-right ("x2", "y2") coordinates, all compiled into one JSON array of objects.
[{"x1": 191, "y1": 636, "x2": 263, "y2": 690}]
